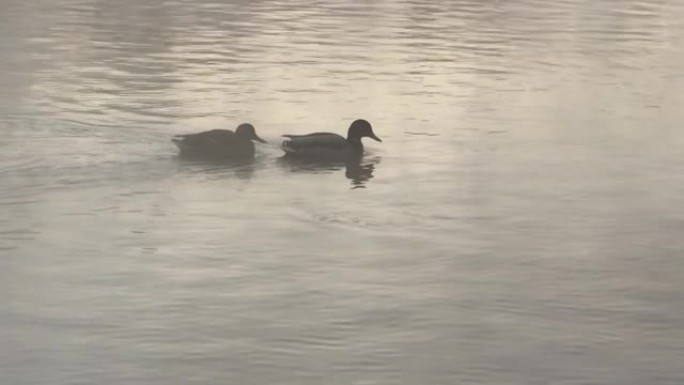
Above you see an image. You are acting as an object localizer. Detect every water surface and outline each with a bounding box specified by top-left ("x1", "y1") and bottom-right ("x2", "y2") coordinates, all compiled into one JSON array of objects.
[{"x1": 2, "y1": 0, "x2": 684, "y2": 384}]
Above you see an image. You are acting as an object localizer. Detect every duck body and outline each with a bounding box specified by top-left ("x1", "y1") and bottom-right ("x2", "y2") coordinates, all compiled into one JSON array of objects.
[
  {"x1": 172, "y1": 123, "x2": 265, "y2": 160},
  {"x1": 282, "y1": 132, "x2": 361, "y2": 161},
  {"x1": 281, "y1": 119, "x2": 380, "y2": 161}
]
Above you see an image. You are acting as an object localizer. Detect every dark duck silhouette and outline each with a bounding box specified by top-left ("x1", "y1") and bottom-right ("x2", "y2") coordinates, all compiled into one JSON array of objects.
[
  {"x1": 172, "y1": 123, "x2": 266, "y2": 160},
  {"x1": 281, "y1": 119, "x2": 381, "y2": 161}
]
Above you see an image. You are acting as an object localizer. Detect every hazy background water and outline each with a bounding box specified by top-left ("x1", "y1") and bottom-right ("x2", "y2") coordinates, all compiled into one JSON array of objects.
[{"x1": 2, "y1": 0, "x2": 684, "y2": 384}]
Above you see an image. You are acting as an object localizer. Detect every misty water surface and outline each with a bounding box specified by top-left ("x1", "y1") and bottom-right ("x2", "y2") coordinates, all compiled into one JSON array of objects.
[{"x1": 1, "y1": 0, "x2": 683, "y2": 384}]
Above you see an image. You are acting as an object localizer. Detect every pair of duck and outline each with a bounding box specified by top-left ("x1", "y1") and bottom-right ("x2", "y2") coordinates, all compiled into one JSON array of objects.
[{"x1": 171, "y1": 119, "x2": 381, "y2": 161}]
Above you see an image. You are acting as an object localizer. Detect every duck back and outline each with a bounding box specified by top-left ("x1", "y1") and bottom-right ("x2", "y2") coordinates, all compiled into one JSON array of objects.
[
  {"x1": 172, "y1": 129, "x2": 255, "y2": 159},
  {"x1": 281, "y1": 132, "x2": 361, "y2": 161}
]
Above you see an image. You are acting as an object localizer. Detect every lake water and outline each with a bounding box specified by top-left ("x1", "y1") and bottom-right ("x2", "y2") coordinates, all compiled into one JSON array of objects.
[{"x1": 2, "y1": 0, "x2": 683, "y2": 384}]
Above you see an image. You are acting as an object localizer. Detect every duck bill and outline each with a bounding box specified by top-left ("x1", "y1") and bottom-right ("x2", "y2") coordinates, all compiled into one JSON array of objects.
[
  {"x1": 368, "y1": 133, "x2": 382, "y2": 142},
  {"x1": 254, "y1": 135, "x2": 267, "y2": 144}
]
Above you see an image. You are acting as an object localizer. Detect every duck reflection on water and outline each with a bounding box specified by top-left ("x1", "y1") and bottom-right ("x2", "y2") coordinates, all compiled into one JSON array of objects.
[
  {"x1": 173, "y1": 156, "x2": 262, "y2": 181},
  {"x1": 277, "y1": 155, "x2": 380, "y2": 189}
]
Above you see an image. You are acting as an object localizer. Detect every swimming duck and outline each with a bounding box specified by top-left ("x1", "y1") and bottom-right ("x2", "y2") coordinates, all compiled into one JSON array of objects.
[
  {"x1": 171, "y1": 123, "x2": 266, "y2": 159},
  {"x1": 281, "y1": 119, "x2": 381, "y2": 161}
]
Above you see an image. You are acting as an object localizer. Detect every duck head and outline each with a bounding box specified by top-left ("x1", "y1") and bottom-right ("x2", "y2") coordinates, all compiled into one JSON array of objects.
[
  {"x1": 347, "y1": 119, "x2": 381, "y2": 142},
  {"x1": 235, "y1": 123, "x2": 267, "y2": 143}
]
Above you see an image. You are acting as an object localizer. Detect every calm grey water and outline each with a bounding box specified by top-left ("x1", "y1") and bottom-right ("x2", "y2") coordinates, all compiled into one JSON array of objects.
[{"x1": 2, "y1": 0, "x2": 684, "y2": 384}]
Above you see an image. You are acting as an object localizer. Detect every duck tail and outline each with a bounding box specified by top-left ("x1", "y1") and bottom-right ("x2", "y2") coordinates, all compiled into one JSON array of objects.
[
  {"x1": 281, "y1": 139, "x2": 298, "y2": 154},
  {"x1": 171, "y1": 137, "x2": 186, "y2": 150}
]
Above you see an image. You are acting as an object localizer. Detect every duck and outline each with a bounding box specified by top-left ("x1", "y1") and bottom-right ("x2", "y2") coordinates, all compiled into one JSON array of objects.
[
  {"x1": 171, "y1": 123, "x2": 266, "y2": 159},
  {"x1": 281, "y1": 119, "x2": 381, "y2": 161}
]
